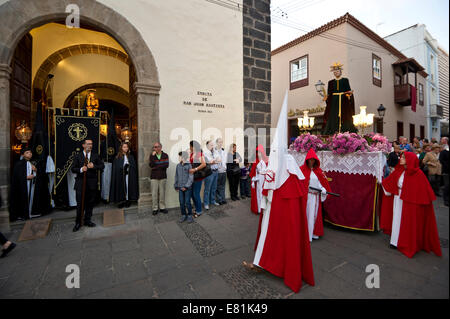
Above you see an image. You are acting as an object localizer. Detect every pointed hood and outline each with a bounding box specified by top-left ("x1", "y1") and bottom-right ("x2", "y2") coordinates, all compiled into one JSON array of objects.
[
  {"x1": 264, "y1": 91, "x2": 304, "y2": 191},
  {"x1": 30, "y1": 101, "x2": 49, "y2": 162},
  {"x1": 250, "y1": 144, "x2": 268, "y2": 178},
  {"x1": 300, "y1": 148, "x2": 331, "y2": 192}
]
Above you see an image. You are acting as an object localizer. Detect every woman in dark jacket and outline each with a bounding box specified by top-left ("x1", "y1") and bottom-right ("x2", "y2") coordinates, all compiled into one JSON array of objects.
[
  {"x1": 226, "y1": 143, "x2": 242, "y2": 201},
  {"x1": 109, "y1": 142, "x2": 139, "y2": 208}
]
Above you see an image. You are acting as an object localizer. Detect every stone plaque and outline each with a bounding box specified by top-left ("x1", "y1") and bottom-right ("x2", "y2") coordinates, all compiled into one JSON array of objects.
[
  {"x1": 103, "y1": 209, "x2": 125, "y2": 227},
  {"x1": 18, "y1": 218, "x2": 52, "y2": 241}
]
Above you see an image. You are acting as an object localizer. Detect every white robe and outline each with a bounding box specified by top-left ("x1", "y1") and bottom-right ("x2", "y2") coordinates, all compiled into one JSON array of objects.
[
  {"x1": 382, "y1": 172, "x2": 405, "y2": 246},
  {"x1": 101, "y1": 162, "x2": 113, "y2": 201},
  {"x1": 253, "y1": 190, "x2": 273, "y2": 266},
  {"x1": 251, "y1": 160, "x2": 266, "y2": 213},
  {"x1": 46, "y1": 155, "x2": 55, "y2": 208},
  {"x1": 67, "y1": 170, "x2": 77, "y2": 207},
  {"x1": 26, "y1": 161, "x2": 37, "y2": 218},
  {"x1": 306, "y1": 171, "x2": 327, "y2": 242}
]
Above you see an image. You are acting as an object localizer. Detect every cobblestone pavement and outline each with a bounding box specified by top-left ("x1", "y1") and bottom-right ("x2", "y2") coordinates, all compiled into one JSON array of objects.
[{"x1": 0, "y1": 196, "x2": 448, "y2": 299}]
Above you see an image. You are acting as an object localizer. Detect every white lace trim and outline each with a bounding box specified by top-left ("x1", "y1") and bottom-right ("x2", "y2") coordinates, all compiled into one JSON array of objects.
[{"x1": 288, "y1": 150, "x2": 386, "y2": 183}]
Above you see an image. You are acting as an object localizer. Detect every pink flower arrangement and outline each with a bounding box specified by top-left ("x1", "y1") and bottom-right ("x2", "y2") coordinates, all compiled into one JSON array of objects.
[
  {"x1": 291, "y1": 133, "x2": 328, "y2": 153},
  {"x1": 364, "y1": 133, "x2": 392, "y2": 153},
  {"x1": 328, "y1": 132, "x2": 370, "y2": 155}
]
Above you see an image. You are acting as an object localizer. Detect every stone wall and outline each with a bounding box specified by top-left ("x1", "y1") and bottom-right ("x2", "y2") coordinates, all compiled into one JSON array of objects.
[{"x1": 243, "y1": 0, "x2": 271, "y2": 159}]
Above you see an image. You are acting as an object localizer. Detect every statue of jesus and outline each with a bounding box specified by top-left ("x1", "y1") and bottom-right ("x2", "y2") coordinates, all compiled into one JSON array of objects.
[{"x1": 322, "y1": 63, "x2": 358, "y2": 135}]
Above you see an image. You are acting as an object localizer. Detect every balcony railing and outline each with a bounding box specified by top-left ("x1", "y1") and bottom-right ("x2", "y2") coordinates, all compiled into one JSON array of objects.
[
  {"x1": 430, "y1": 104, "x2": 443, "y2": 118},
  {"x1": 394, "y1": 84, "x2": 413, "y2": 106}
]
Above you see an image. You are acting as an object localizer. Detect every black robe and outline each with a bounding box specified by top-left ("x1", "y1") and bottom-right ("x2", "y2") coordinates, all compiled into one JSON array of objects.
[
  {"x1": 109, "y1": 154, "x2": 139, "y2": 203},
  {"x1": 322, "y1": 77, "x2": 358, "y2": 135},
  {"x1": 9, "y1": 159, "x2": 50, "y2": 221}
]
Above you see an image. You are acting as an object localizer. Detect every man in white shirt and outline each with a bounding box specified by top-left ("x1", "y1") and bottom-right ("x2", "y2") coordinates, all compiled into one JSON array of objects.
[
  {"x1": 215, "y1": 138, "x2": 227, "y2": 205},
  {"x1": 203, "y1": 140, "x2": 220, "y2": 209}
]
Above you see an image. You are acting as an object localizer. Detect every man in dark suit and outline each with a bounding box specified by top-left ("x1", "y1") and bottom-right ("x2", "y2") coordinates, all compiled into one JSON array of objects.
[{"x1": 71, "y1": 139, "x2": 104, "y2": 232}]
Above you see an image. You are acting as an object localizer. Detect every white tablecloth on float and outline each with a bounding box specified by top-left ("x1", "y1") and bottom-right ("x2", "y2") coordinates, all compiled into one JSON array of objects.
[{"x1": 288, "y1": 150, "x2": 386, "y2": 183}]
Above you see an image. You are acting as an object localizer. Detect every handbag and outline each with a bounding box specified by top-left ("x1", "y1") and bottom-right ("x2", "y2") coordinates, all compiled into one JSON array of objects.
[
  {"x1": 193, "y1": 163, "x2": 212, "y2": 179},
  {"x1": 230, "y1": 165, "x2": 241, "y2": 176}
]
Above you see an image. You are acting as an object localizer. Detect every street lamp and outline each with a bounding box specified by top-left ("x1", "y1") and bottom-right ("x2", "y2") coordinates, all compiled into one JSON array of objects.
[
  {"x1": 353, "y1": 106, "x2": 374, "y2": 135},
  {"x1": 297, "y1": 110, "x2": 315, "y2": 132},
  {"x1": 377, "y1": 104, "x2": 386, "y2": 118},
  {"x1": 315, "y1": 80, "x2": 326, "y2": 97}
]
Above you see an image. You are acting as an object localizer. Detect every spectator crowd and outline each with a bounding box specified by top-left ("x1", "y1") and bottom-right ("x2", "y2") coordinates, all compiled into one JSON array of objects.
[{"x1": 387, "y1": 136, "x2": 449, "y2": 207}]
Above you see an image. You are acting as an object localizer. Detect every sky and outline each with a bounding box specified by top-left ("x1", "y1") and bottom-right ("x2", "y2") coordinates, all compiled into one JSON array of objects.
[{"x1": 271, "y1": 0, "x2": 449, "y2": 52}]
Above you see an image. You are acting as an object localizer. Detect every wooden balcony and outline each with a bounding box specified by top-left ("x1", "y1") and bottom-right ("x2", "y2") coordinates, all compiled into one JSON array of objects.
[{"x1": 394, "y1": 84, "x2": 413, "y2": 106}]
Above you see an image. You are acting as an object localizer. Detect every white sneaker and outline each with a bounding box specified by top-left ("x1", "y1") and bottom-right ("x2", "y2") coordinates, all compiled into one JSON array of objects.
[
  {"x1": 205, "y1": 205, "x2": 209, "y2": 210},
  {"x1": 214, "y1": 202, "x2": 220, "y2": 206},
  {"x1": 312, "y1": 235, "x2": 319, "y2": 240}
]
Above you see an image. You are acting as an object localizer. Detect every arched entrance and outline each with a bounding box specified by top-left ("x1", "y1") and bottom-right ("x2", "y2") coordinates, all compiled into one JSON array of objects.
[{"x1": 0, "y1": 0, "x2": 161, "y2": 230}]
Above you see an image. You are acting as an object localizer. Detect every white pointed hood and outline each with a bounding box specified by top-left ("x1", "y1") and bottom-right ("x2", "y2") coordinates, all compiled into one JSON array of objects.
[{"x1": 264, "y1": 91, "x2": 304, "y2": 191}]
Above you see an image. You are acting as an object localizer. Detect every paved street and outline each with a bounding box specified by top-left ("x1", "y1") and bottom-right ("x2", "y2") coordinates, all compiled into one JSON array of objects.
[{"x1": 0, "y1": 196, "x2": 448, "y2": 299}]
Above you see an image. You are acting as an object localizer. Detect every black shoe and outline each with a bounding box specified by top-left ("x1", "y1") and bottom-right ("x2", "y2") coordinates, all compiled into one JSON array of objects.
[
  {"x1": 241, "y1": 196, "x2": 246, "y2": 199},
  {"x1": 84, "y1": 221, "x2": 96, "y2": 227},
  {"x1": 220, "y1": 201, "x2": 227, "y2": 205},
  {"x1": 160, "y1": 209, "x2": 168, "y2": 214},
  {"x1": 152, "y1": 210, "x2": 159, "y2": 215},
  {"x1": 235, "y1": 196, "x2": 241, "y2": 200},
  {"x1": 118, "y1": 202, "x2": 125, "y2": 208},
  {"x1": 125, "y1": 201, "x2": 131, "y2": 208},
  {"x1": 0, "y1": 243, "x2": 16, "y2": 258},
  {"x1": 73, "y1": 224, "x2": 81, "y2": 232},
  {"x1": 389, "y1": 244, "x2": 397, "y2": 249},
  {"x1": 231, "y1": 197, "x2": 237, "y2": 201}
]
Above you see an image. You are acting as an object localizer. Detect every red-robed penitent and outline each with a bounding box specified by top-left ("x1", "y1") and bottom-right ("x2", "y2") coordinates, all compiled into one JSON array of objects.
[
  {"x1": 380, "y1": 151, "x2": 442, "y2": 258},
  {"x1": 250, "y1": 144, "x2": 268, "y2": 214},
  {"x1": 300, "y1": 149, "x2": 332, "y2": 238},
  {"x1": 256, "y1": 173, "x2": 315, "y2": 293}
]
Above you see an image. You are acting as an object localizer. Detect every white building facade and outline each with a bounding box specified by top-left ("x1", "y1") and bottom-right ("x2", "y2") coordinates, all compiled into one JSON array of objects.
[{"x1": 385, "y1": 24, "x2": 443, "y2": 140}]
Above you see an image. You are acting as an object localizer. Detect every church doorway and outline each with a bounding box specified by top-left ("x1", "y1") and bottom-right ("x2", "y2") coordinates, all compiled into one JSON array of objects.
[{"x1": 0, "y1": 0, "x2": 161, "y2": 228}]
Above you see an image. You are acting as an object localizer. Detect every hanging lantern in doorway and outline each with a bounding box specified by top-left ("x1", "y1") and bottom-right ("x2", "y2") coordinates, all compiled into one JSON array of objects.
[
  {"x1": 121, "y1": 126, "x2": 132, "y2": 142},
  {"x1": 15, "y1": 120, "x2": 32, "y2": 144}
]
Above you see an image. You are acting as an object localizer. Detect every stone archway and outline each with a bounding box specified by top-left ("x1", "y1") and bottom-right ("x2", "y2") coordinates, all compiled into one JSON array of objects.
[{"x1": 0, "y1": 0, "x2": 161, "y2": 230}]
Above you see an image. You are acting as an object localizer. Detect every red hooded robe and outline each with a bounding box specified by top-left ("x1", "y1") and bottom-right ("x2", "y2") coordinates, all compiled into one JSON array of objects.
[
  {"x1": 255, "y1": 173, "x2": 315, "y2": 293},
  {"x1": 380, "y1": 152, "x2": 442, "y2": 258},
  {"x1": 300, "y1": 149, "x2": 332, "y2": 238}
]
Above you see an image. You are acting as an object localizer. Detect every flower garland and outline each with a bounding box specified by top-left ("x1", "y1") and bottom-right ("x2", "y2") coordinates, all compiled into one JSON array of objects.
[
  {"x1": 290, "y1": 133, "x2": 328, "y2": 153},
  {"x1": 327, "y1": 132, "x2": 370, "y2": 155}
]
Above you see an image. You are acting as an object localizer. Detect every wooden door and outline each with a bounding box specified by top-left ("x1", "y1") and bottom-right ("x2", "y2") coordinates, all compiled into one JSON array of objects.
[{"x1": 10, "y1": 33, "x2": 32, "y2": 167}]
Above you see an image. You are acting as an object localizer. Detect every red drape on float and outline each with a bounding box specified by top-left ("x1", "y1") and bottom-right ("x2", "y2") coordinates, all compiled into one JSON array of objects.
[{"x1": 322, "y1": 172, "x2": 377, "y2": 231}]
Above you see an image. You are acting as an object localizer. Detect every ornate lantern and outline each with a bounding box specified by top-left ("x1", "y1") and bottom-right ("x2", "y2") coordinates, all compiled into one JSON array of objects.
[
  {"x1": 121, "y1": 126, "x2": 132, "y2": 142},
  {"x1": 15, "y1": 120, "x2": 32, "y2": 144},
  {"x1": 297, "y1": 110, "x2": 315, "y2": 131},
  {"x1": 353, "y1": 106, "x2": 375, "y2": 134},
  {"x1": 377, "y1": 104, "x2": 386, "y2": 118},
  {"x1": 315, "y1": 80, "x2": 326, "y2": 97}
]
